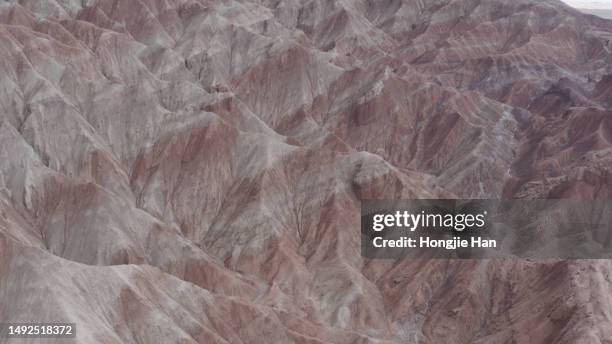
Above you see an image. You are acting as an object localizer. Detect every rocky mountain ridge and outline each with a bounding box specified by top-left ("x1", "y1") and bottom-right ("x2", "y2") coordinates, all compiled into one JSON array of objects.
[{"x1": 0, "y1": 0, "x2": 611, "y2": 343}]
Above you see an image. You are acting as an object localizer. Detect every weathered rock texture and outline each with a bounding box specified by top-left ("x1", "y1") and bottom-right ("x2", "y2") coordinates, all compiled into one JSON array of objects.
[{"x1": 0, "y1": 0, "x2": 611, "y2": 343}]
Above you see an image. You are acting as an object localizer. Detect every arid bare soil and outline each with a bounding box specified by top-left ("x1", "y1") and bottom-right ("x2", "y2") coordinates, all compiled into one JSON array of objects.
[{"x1": 0, "y1": 0, "x2": 611, "y2": 343}]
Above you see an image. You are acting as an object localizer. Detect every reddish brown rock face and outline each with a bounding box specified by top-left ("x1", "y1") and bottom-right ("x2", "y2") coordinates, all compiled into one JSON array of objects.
[{"x1": 0, "y1": 0, "x2": 611, "y2": 343}]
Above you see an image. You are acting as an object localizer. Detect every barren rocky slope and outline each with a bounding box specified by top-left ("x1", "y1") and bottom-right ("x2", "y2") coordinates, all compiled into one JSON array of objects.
[{"x1": 0, "y1": 0, "x2": 611, "y2": 343}]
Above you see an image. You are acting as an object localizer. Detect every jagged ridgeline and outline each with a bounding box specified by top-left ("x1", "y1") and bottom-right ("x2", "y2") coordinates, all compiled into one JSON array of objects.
[{"x1": 0, "y1": 0, "x2": 610, "y2": 343}]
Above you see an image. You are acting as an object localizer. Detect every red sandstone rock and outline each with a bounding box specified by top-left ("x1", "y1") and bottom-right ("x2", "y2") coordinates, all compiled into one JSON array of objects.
[{"x1": 0, "y1": 0, "x2": 611, "y2": 343}]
